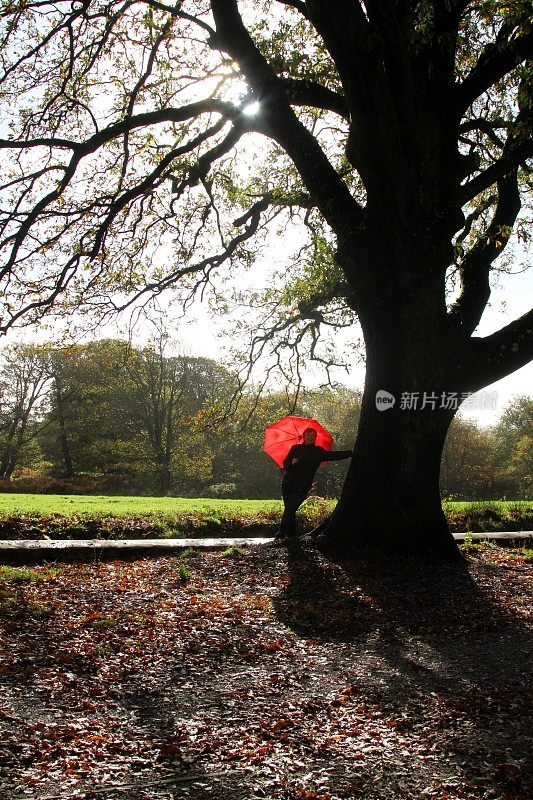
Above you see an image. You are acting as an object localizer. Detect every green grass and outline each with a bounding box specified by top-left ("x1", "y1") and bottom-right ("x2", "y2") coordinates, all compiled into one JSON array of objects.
[
  {"x1": 0, "y1": 493, "x2": 529, "y2": 519},
  {"x1": 0, "y1": 494, "x2": 530, "y2": 541},
  {"x1": 0, "y1": 493, "x2": 283, "y2": 518},
  {"x1": 441, "y1": 499, "x2": 532, "y2": 512},
  {"x1": 91, "y1": 616, "x2": 118, "y2": 630},
  {"x1": 0, "y1": 493, "x2": 530, "y2": 517},
  {"x1": 0, "y1": 564, "x2": 61, "y2": 582},
  {"x1": 177, "y1": 561, "x2": 192, "y2": 581},
  {"x1": 0, "y1": 493, "x2": 285, "y2": 540},
  {"x1": 221, "y1": 545, "x2": 247, "y2": 558}
]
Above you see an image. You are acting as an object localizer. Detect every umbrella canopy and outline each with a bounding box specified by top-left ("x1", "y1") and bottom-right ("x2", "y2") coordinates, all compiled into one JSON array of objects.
[{"x1": 263, "y1": 415, "x2": 333, "y2": 468}]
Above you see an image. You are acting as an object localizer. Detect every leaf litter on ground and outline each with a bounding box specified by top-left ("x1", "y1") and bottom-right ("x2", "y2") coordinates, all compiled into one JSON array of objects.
[{"x1": 0, "y1": 541, "x2": 531, "y2": 800}]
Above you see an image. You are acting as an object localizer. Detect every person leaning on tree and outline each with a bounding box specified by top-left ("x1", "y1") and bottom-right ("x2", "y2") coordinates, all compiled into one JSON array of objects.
[{"x1": 276, "y1": 427, "x2": 353, "y2": 539}]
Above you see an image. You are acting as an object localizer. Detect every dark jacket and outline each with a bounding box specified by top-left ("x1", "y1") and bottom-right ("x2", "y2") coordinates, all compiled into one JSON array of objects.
[{"x1": 282, "y1": 443, "x2": 352, "y2": 493}]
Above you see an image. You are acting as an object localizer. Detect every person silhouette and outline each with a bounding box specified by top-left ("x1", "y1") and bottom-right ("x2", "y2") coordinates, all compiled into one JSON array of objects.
[{"x1": 276, "y1": 427, "x2": 352, "y2": 539}]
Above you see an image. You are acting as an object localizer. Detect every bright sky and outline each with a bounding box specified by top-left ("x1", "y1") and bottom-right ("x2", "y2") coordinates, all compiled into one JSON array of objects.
[
  {"x1": 152, "y1": 247, "x2": 532, "y2": 428},
  {"x1": 462, "y1": 264, "x2": 532, "y2": 425}
]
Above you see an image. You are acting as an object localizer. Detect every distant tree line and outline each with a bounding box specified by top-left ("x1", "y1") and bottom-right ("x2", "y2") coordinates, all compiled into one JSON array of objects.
[{"x1": 0, "y1": 339, "x2": 531, "y2": 500}]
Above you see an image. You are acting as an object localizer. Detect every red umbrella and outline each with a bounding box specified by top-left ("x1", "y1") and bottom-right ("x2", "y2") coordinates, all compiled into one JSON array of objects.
[{"x1": 263, "y1": 415, "x2": 333, "y2": 468}]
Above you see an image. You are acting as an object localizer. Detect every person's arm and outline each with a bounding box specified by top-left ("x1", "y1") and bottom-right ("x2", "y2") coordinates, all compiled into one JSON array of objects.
[
  {"x1": 283, "y1": 446, "x2": 298, "y2": 470},
  {"x1": 321, "y1": 449, "x2": 353, "y2": 461}
]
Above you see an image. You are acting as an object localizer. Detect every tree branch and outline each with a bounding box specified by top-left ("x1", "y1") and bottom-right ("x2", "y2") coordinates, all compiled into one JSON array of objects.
[
  {"x1": 305, "y1": 0, "x2": 373, "y2": 93},
  {"x1": 456, "y1": 29, "x2": 533, "y2": 113},
  {"x1": 0, "y1": 255, "x2": 79, "y2": 334},
  {"x1": 90, "y1": 119, "x2": 241, "y2": 258},
  {"x1": 1, "y1": 111, "x2": 238, "y2": 280},
  {"x1": 459, "y1": 117, "x2": 507, "y2": 148},
  {"x1": 449, "y1": 167, "x2": 521, "y2": 336},
  {"x1": 108, "y1": 179, "x2": 274, "y2": 315},
  {"x1": 275, "y1": 0, "x2": 309, "y2": 18},
  {"x1": 458, "y1": 75, "x2": 532, "y2": 214},
  {"x1": 232, "y1": 191, "x2": 312, "y2": 227},
  {"x1": 0, "y1": 100, "x2": 238, "y2": 153},
  {"x1": 304, "y1": 0, "x2": 413, "y2": 210},
  {"x1": 283, "y1": 78, "x2": 349, "y2": 119},
  {"x1": 467, "y1": 307, "x2": 533, "y2": 391},
  {"x1": 210, "y1": 0, "x2": 362, "y2": 235},
  {"x1": 459, "y1": 139, "x2": 533, "y2": 205}
]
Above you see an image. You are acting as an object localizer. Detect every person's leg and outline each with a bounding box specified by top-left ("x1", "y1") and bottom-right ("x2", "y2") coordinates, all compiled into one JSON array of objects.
[{"x1": 279, "y1": 488, "x2": 308, "y2": 537}]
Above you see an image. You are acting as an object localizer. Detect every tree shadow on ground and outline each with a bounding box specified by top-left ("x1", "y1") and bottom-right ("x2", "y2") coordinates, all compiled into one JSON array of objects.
[
  {"x1": 274, "y1": 537, "x2": 532, "y2": 686},
  {"x1": 271, "y1": 537, "x2": 532, "y2": 797}
]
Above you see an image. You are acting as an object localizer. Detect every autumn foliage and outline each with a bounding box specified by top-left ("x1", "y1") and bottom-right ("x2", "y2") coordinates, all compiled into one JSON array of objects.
[{"x1": 1, "y1": 542, "x2": 531, "y2": 799}]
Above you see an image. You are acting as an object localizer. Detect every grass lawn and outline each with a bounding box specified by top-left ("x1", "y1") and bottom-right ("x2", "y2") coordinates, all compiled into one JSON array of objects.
[
  {"x1": 442, "y1": 499, "x2": 532, "y2": 511},
  {"x1": 0, "y1": 494, "x2": 290, "y2": 540},
  {"x1": 0, "y1": 494, "x2": 530, "y2": 540},
  {"x1": 0, "y1": 493, "x2": 284, "y2": 518},
  {"x1": 0, "y1": 493, "x2": 531, "y2": 518}
]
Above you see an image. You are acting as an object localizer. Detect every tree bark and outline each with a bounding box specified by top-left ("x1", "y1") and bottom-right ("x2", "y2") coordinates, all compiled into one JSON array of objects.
[
  {"x1": 321, "y1": 381, "x2": 459, "y2": 558},
  {"x1": 320, "y1": 236, "x2": 464, "y2": 559},
  {"x1": 156, "y1": 454, "x2": 172, "y2": 495},
  {"x1": 54, "y1": 378, "x2": 75, "y2": 478}
]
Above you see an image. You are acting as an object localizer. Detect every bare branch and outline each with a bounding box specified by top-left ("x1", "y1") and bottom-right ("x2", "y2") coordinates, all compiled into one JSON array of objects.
[
  {"x1": 459, "y1": 86, "x2": 533, "y2": 206},
  {"x1": 91, "y1": 120, "x2": 240, "y2": 258},
  {"x1": 283, "y1": 78, "x2": 349, "y2": 119},
  {"x1": 1, "y1": 109, "x2": 241, "y2": 281},
  {"x1": 147, "y1": 2, "x2": 216, "y2": 37},
  {"x1": 0, "y1": 100, "x2": 238, "y2": 153},
  {"x1": 105, "y1": 177, "x2": 271, "y2": 316},
  {"x1": 459, "y1": 118, "x2": 507, "y2": 149},
  {"x1": 0, "y1": 255, "x2": 79, "y2": 334},
  {"x1": 459, "y1": 139, "x2": 533, "y2": 205},
  {"x1": 449, "y1": 167, "x2": 521, "y2": 336},
  {"x1": 232, "y1": 191, "x2": 312, "y2": 228},
  {"x1": 454, "y1": 192, "x2": 498, "y2": 247},
  {"x1": 467, "y1": 307, "x2": 533, "y2": 391}
]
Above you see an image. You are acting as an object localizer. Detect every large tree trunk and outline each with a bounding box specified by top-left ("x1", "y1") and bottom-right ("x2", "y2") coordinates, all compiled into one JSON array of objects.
[
  {"x1": 322, "y1": 381, "x2": 459, "y2": 558},
  {"x1": 322, "y1": 237, "x2": 465, "y2": 559}
]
